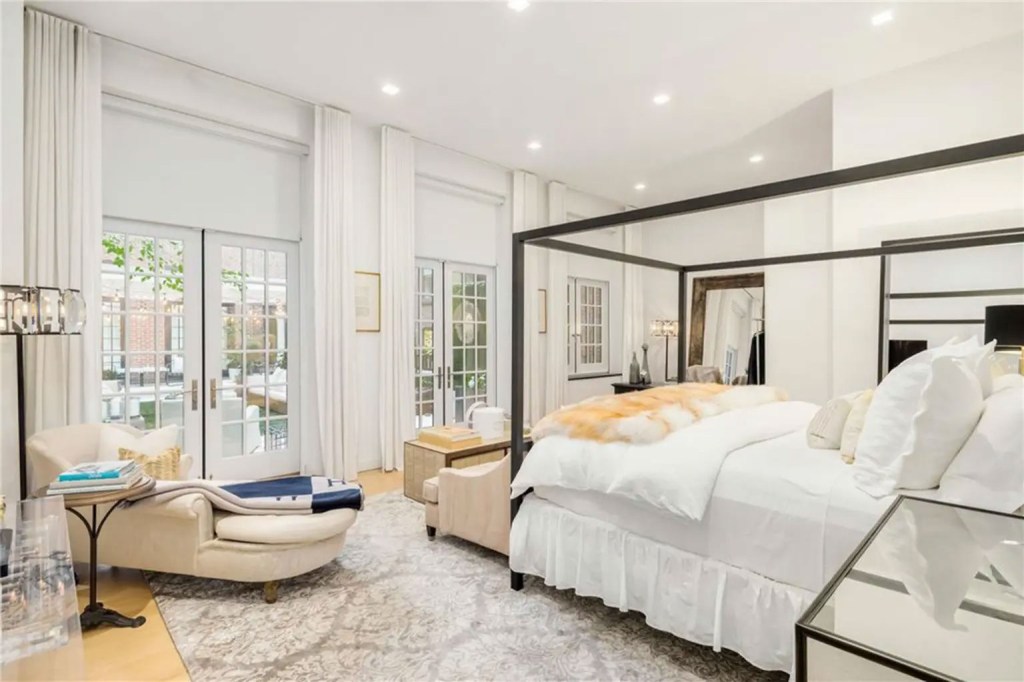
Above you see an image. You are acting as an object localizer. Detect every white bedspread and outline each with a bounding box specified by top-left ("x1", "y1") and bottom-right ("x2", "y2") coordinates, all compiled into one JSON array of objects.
[{"x1": 512, "y1": 400, "x2": 820, "y2": 522}]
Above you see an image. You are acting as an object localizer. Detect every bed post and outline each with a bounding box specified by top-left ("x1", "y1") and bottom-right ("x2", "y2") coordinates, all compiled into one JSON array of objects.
[
  {"x1": 677, "y1": 267, "x2": 687, "y2": 383},
  {"x1": 510, "y1": 235, "x2": 526, "y2": 591}
]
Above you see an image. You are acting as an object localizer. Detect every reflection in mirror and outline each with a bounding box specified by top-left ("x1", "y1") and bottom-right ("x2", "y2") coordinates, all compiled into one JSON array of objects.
[{"x1": 689, "y1": 274, "x2": 764, "y2": 385}]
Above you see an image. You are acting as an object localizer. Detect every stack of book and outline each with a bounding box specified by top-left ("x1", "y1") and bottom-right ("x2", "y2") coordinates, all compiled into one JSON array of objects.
[{"x1": 47, "y1": 461, "x2": 144, "y2": 496}]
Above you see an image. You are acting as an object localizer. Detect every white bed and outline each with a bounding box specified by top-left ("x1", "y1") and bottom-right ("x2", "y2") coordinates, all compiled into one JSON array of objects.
[{"x1": 509, "y1": 406, "x2": 921, "y2": 674}]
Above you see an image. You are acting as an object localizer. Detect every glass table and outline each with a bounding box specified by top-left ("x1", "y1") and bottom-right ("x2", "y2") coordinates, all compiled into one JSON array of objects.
[{"x1": 797, "y1": 496, "x2": 1023, "y2": 681}]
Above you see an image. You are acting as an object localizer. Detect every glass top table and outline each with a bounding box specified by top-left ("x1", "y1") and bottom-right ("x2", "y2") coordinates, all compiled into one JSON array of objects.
[{"x1": 797, "y1": 495, "x2": 1024, "y2": 682}]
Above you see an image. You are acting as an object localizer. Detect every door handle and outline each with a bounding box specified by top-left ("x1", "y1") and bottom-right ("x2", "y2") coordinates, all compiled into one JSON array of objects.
[
  {"x1": 446, "y1": 366, "x2": 452, "y2": 389},
  {"x1": 435, "y1": 366, "x2": 443, "y2": 389},
  {"x1": 210, "y1": 379, "x2": 218, "y2": 409},
  {"x1": 191, "y1": 379, "x2": 199, "y2": 411}
]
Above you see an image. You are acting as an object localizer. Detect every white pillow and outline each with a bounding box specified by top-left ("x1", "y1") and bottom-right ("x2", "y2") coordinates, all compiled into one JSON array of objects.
[
  {"x1": 993, "y1": 372, "x2": 1024, "y2": 394},
  {"x1": 939, "y1": 385, "x2": 1024, "y2": 513},
  {"x1": 97, "y1": 424, "x2": 180, "y2": 462},
  {"x1": 897, "y1": 357, "x2": 984, "y2": 489},
  {"x1": 853, "y1": 340, "x2": 989, "y2": 496},
  {"x1": 806, "y1": 392, "x2": 858, "y2": 450},
  {"x1": 840, "y1": 389, "x2": 873, "y2": 464}
]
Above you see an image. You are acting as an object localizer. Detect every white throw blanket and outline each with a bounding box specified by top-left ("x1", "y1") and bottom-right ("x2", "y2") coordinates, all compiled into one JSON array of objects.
[{"x1": 511, "y1": 401, "x2": 819, "y2": 521}]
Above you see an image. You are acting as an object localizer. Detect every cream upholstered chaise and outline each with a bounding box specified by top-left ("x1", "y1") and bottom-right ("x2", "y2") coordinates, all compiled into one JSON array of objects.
[
  {"x1": 424, "y1": 454, "x2": 510, "y2": 555},
  {"x1": 27, "y1": 423, "x2": 357, "y2": 603}
]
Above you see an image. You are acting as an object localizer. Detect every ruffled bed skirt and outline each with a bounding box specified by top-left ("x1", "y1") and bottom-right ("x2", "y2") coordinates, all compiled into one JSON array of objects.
[{"x1": 510, "y1": 494, "x2": 815, "y2": 674}]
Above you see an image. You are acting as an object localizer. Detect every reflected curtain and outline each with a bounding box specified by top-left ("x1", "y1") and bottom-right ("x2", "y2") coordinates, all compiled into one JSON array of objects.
[
  {"x1": 545, "y1": 182, "x2": 569, "y2": 413},
  {"x1": 311, "y1": 106, "x2": 358, "y2": 481},
  {"x1": 23, "y1": 9, "x2": 102, "y2": 436},
  {"x1": 379, "y1": 126, "x2": 416, "y2": 471},
  {"x1": 512, "y1": 170, "x2": 545, "y2": 426}
]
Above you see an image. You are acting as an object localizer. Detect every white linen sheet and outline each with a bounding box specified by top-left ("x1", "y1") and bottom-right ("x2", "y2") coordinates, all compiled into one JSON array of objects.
[
  {"x1": 534, "y1": 430, "x2": 899, "y2": 592},
  {"x1": 512, "y1": 401, "x2": 820, "y2": 522}
]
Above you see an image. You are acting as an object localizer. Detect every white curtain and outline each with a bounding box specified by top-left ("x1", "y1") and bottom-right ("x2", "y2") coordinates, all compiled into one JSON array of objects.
[
  {"x1": 544, "y1": 181, "x2": 569, "y2": 413},
  {"x1": 379, "y1": 126, "x2": 416, "y2": 471},
  {"x1": 621, "y1": 222, "x2": 647, "y2": 380},
  {"x1": 23, "y1": 9, "x2": 102, "y2": 436},
  {"x1": 311, "y1": 106, "x2": 358, "y2": 481},
  {"x1": 511, "y1": 170, "x2": 546, "y2": 426}
]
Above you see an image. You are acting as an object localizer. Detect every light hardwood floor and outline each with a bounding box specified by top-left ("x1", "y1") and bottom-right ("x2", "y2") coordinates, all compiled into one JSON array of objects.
[{"x1": 61, "y1": 469, "x2": 403, "y2": 681}]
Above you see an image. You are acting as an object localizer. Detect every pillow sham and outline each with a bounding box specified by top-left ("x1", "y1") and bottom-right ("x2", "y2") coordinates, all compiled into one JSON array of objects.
[
  {"x1": 897, "y1": 356, "x2": 984, "y2": 489},
  {"x1": 97, "y1": 424, "x2": 179, "y2": 462},
  {"x1": 939, "y1": 384, "x2": 1024, "y2": 513},
  {"x1": 806, "y1": 392, "x2": 858, "y2": 450},
  {"x1": 853, "y1": 340, "x2": 990, "y2": 496},
  {"x1": 840, "y1": 389, "x2": 873, "y2": 464}
]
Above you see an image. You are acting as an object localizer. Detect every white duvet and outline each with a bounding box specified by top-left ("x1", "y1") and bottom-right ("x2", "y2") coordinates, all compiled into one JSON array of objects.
[{"x1": 512, "y1": 400, "x2": 820, "y2": 521}]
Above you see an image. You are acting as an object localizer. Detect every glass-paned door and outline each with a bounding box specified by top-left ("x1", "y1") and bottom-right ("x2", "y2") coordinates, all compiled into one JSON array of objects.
[
  {"x1": 100, "y1": 219, "x2": 202, "y2": 471},
  {"x1": 415, "y1": 260, "x2": 443, "y2": 430},
  {"x1": 204, "y1": 233, "x2": 299, "y2": 480},
  {"x1": 412, "y1": 260, "x2": 496, "y2": 428}
]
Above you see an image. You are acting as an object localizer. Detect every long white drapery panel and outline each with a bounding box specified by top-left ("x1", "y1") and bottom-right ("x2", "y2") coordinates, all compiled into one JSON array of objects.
[
  {"x1": 511, "y1": 170, "x2": 545, "y2": 426},
  {"x1": 621, "y1": 223, "x2": 646, "y2": 381},
  {"x1": 545, "y1": 182, "x2": 569, "y2": 413},
  {"x1": 379, "y1": 126, "x2": 416, "y2": 471},
  {"x1": 23, "y1": 9, "x2": 102, "y2": 436},
  {"x1": 311, "y1": 106, "x2": 358, "y2": 481}
]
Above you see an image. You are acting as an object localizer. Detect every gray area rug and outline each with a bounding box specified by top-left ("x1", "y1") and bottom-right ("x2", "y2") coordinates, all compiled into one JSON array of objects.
[{"x1": 148, "y1": 492, "x2": 786, "y2": 681}]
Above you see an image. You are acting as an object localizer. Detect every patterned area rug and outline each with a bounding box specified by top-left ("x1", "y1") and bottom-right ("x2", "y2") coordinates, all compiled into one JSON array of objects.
[{"x1": 148, "y1": 492, "x2": 786, "y2": 681}]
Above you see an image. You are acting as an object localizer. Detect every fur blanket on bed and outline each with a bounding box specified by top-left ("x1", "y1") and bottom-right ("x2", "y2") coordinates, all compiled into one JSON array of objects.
[{"x1": 532, "y1": 383, "x2": 788, "y2": 445}]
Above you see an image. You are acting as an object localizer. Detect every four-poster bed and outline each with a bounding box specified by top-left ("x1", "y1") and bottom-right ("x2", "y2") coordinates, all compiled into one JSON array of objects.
[{"x1": 507, "y1": 134, "x2": 1024, "y2": 671}]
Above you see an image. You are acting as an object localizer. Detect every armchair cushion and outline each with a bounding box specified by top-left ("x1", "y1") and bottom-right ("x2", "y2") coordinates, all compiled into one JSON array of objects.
[
  {"x1": 214, "y1": 508, "x2": 358, "y2": 545},
  {"x1": 423, "y1": 476, "x2": 439, "y2": 504}
]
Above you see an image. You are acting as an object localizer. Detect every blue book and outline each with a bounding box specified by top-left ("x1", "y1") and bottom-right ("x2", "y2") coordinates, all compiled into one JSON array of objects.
[{"x1": 58, "y1": 461, "x2": 136, "y2": 482}]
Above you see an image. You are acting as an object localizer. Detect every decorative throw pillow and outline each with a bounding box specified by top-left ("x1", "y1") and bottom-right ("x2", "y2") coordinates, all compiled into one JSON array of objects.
[
  {"x1": 939, "y1": 384, "x2": 1024, "y2": 513},
  {"x1": 839, "y1": 390, "x2": 873, "y2": 464},
  {"x1": 853, "y1": 340, "x2": 990, "y2": 497},
  {"x1": 119, "y1": 446, "x2": 181, "y2": 481},
  {"x1": 807, "y1": 392, "x2": 859, "y2": 450},
  {"x1": 97, "y1": 424, "x2": 179, "y2": 462},
  {"x1": 896, "y1": 356, "x2": 984, "y2": 489}
]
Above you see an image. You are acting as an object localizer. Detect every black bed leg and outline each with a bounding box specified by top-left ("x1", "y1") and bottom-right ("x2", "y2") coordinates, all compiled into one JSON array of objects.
[
  {"x1": 510, "y1": 570, "x2": 524, "y2": 591},
  {"x1": 426, "y1": 525, "x2": 436, "y2": 539}
]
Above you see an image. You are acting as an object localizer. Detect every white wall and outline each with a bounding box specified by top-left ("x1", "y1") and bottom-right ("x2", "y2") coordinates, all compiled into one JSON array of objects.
[
  {"x1": 0, "y1": 0, "x2": 25, "y2": 505},
  {"x1": 831, "y1": 34, "x2": 1024, "y2": 394}
]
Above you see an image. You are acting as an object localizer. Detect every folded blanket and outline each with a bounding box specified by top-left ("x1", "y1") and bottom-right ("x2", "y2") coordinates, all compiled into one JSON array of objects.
[
  {"x1": 126, "y1": 476, "x2": 363, "y2": 515},
  {"x1": 532, "y1": 383, "x2": 788, "y2": 444}
]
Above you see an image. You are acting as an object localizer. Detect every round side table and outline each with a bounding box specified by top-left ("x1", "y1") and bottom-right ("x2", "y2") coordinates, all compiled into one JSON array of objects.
[{"x1": 37, "y1": 477, "x2": 156, "y2": 630}]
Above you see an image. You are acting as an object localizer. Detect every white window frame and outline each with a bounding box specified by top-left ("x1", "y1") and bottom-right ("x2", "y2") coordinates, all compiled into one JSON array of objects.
[{"x1": 567, "y1": 276, "x2": 610, "y2": 378}]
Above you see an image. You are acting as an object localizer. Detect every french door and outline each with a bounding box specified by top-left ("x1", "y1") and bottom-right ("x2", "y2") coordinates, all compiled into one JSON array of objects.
[
  {"x1": 101, "y1": 219, "x2": 203, "y2": 472},
  {"x1": 415, "y1": 260, "x2": 496, "y2": 429},
  {"x1": 101, "y1": 219, "x2": 300, "y2": 480},
  {"x1": 204, "y1": 233, "x2": 300, "y2": 480}
]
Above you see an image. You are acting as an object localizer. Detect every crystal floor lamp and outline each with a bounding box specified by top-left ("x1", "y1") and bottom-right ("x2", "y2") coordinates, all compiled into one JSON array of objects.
[
  {"x1": 650, "y1": 319, "x2": 679, "y2": 382},
  {"x1": 1, "y1": 286, "x2": 86, "y2": 499}
]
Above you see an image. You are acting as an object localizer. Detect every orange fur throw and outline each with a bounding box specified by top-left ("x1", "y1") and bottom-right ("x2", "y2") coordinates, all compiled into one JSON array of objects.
[{"x1": 532, "y1": 383, "x2": 788, "y2": 445}]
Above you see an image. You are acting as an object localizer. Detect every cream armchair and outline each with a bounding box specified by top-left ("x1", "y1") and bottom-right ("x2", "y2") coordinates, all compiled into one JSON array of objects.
[
  {"x1": 27, "y1": 423, "x2": 357, "y2": 602},
  {"x1": 423, "y1": 455, "x2": 509, "y2": 555}
]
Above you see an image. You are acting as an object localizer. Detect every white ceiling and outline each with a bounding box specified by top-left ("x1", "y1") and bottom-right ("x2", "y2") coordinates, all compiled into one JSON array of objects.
[{"x1": 37, "y1": 1, "x2": 1024, "y2": 205}]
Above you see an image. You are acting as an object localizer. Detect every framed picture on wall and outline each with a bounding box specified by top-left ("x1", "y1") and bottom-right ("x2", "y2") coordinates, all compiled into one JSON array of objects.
[
  {"x1": 355, "y1": 271, "x2": 381, "y2": 332},
  {"x1": 538, "y1": 288, "x2": 548, "y2": 334}
]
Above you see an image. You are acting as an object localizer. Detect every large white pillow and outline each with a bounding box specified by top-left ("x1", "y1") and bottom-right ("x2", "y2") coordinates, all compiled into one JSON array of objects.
[
  {"x1": 853, "y1": 340, "x2": 990, "y2": 496},
  {"x1": 97, "y1": 424, "x2": 180, "y2": 462},
  {"x1": 939, "y1": 385, "x2": 1024, "y2": 513},
  {"x1": 897, "y1": 357, "x2": 984, "y2": 489}
]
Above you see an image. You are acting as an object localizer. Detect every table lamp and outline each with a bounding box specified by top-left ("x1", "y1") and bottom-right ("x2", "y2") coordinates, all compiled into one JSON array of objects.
[
  {"x1": 984, "y1": 304, "x2": 1024, "y2": 375},
  {"x1": 649, "y1": 319, "x2": 679, "y2": 382}
]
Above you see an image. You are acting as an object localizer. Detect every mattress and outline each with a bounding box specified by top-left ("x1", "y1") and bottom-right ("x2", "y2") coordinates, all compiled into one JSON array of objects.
[{"x1": 532, "y1": 430, "x2": 915, "y2": 592}]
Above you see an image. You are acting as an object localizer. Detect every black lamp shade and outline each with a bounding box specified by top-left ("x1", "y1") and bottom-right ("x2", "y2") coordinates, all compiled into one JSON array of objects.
[{"x1": 984, "y1": 305, "x2": 1024, "y2": 349}]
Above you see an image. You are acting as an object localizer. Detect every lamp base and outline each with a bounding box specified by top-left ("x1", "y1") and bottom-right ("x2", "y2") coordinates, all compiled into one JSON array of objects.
[{"x1": 992, "y1": 349, "x2": 1024, "y2": 377}]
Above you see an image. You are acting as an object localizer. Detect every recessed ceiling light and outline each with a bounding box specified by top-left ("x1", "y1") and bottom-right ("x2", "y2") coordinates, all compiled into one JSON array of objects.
[
  {"x1": 871, "y1": 9, "x2": 894, "y2": 26},
  {"x1": 508, "y1": 0, "x2": 530, "y2": 12},
  {"x1": 634, "y1": 183, "x2": 647, "y2": 191},
  {"x1": 749, "y1": 154, "x2": 764, "y2": 164},
  {"x1": 381, "y1": 82, "x2": 400, "y2": 96},
  {"x1": 527, "y1": 140, "x2": 542, "y2": 151},
  {"x1": 652, "y1": 93, "x2": 671, "y2": 106}
]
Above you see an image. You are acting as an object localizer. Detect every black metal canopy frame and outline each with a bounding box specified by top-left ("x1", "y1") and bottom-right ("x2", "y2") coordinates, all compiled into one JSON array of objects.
[{"x1": 509, "y1": 133, "x2": 1024, "y2": 591}]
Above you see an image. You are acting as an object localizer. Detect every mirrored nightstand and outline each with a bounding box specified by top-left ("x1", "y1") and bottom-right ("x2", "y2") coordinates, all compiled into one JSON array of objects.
[{"x1": 796, "y1": 496, "x2": 1023, "y2": 681}]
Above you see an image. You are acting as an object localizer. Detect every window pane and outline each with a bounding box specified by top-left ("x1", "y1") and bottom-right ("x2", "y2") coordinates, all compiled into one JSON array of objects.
[
  {"x1": 267, "y1": 250, "x2": 287, "y2": 283},
  {"x1": 102, "y1": 272, "x2": 124, "y2": 312},
  {"x1": 158, "y1": 239, "x2": 184, "y2": 276},
  {"x1": 245, "y1": 283, "x2": 266, "y2": 316},
  {"x1": 128, "y1": 235, "x2": 155, "y2": 273},
  {"x1": 268, "y1": 284, "x2": 287, "y2": 317},
  {"x1": 223, "y1": 316, "x2": 243, "y2": 351},
  {"x1": 245, "y1": 316, "x2": 267, "y2": 351},
  {"x1": 222, "y1": 246, "x2": 242, "y2": 278},
  {"x1": 246, "y1": 248, "x2": 266, "y2": 280},
  {"x1": 158, "y1": 277, "x2": 184, "y2": 314}
]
